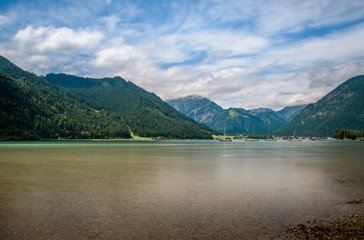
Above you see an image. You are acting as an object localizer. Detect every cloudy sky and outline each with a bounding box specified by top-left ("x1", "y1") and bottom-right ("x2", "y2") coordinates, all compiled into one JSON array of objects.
[{"x1": 1, "y1": 0, "x2": 364, "y2": 110}]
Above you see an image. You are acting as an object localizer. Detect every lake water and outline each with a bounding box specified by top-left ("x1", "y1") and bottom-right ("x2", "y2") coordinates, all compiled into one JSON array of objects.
[{"x1": 0, "y1": 141, "x2": 363, "y2": 239}]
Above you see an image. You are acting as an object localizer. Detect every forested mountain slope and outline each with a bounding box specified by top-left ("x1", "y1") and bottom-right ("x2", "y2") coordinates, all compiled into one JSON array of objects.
[
  {"x1": 247, "y1": 108, "x2": 287, "y2": 131},
  {"x1": 0, "y1": 56, "x2": 130, "y2": 140},
  {"x1": 45, "y1": 73, "x2": 217, "y2": 139},
  {"x1": 209, "y1": 108, "x2": 269, "y2": 134},
  {"x1": 0, "y1": 55, "x2": 216, "y2": 140},
  {"x1": 275, "y1": 75, "x2": 364, "y2": 137}
]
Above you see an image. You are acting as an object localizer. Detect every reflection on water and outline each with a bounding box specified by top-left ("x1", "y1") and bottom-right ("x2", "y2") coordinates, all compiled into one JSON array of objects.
[{"x1": 0, "y1": 141, "x2": 363, "y2": 239}]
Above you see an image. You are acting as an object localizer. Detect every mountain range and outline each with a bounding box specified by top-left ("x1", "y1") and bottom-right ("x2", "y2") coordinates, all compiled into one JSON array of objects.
[
  {"x1": 44, "y1": 73, "x2": 217, "y2": 139},
  {"x1": 1, "y1": 54, "x2": 363, "y2": 139},
  {"x1": 0, "y1": 56, "x2": 217, "y2": 140},
  {"x1": 275, "y1": 75, "x2": 364, "y2": 137},
  {"x1": 167, "y1": 75, "x2": 364, "y2": 137},
  {"x1": 167, "y1": 96, "x2": 305, "y2": 135}
]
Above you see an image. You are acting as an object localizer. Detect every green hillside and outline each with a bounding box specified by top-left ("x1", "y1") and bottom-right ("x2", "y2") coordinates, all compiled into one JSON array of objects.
[
  {"x1": 209, "y1": 108, "x2": 269, "y2": 134},
  {"x1": 275, "y1": 75, "x2": 364, "y2": 137},
  {"x1": 0, "y1": 56, "x2": 130, "y2": 140},
  {"x1": 0, "y1": 56, "x2": 217, "y2": 140},
  {"x1": 45, "y1": 73, "x2": 217, "y2": 139},
  {"x1": 247, "y1": 108, "x2": 286, "y2": 131}
]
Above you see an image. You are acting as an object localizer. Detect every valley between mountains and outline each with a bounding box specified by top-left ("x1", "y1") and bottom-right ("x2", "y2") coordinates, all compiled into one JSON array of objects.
[{"x1": 1, "y1": 55, "x2": 363, "y2": 140}]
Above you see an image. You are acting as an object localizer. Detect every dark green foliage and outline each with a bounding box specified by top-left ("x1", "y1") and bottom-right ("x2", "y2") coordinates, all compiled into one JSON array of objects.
[
  {"x1": 0, "y1": 72, "x2": 40, "y2": 140},
  {"x1": 209, "y1": 108, "x2": 268, "y2": 134},
  {"x1": 1, "y1": 56, "x2": 216, "y2": 140},
  {"x1": 275, "y1": 75, "x2": 364, "y2": 137},
  {"x1": 247, "y1": 108, "x2": 286, "y2": 132},
  {"x1": 0, "y1": 56, "x2": 131, "y2": 140},
  {"x1": 45, "y1": 73, "x2": 217, "y2": 139},
  {"x1": 335, "y1": 129, "x2": 364, "y2": 140}
]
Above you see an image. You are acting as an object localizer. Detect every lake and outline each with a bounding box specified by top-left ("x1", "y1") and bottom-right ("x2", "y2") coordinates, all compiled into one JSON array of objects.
[{"x1": 0, "y1": 140, "x2": 363, "y2": 239}]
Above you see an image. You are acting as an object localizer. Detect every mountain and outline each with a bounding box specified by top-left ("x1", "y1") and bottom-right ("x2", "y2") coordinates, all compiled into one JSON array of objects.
[
  {"x1": 209, "y1": 108, "x2": 269, "y2": 134},
  {"x1": 0, "y1": 56, "x2": 131, "y2": 140},
  {"x1": 167, "y1": 96, "x2": 294, "y2": 135},
  {"x1": 276, "y1": 105, "x2": 307, "y2": 122},
  {"x1": 0, "y1": 55, "x2": 217, "y2": 140},
  {"x1": 166, "y1": 95, "x2": 224, "y2": 124},
  {"x1": 247, "y1": 108, "x2": 287, "y2": 131},
  {"x1": 275, "y1": 75, "x2": 364, "y2": 137},
  {"x1": 45, "y1": 73, "x2": 217, "y2": 139}
]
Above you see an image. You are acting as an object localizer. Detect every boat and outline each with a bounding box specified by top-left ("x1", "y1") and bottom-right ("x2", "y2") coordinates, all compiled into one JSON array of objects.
[{"x1": 219, "y1": 137, "x2": 232, "y2": 142}]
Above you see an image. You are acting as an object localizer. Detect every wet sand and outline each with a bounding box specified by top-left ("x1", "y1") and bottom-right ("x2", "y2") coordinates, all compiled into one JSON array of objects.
[{"x1": 0, "y1": 141, "x2": 363, "y2": 239}]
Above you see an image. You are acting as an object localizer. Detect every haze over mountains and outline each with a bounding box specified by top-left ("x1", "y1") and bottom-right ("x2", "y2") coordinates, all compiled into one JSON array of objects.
[{"x1": 167, "y1": 96, "x2": 306, "y2": 135}]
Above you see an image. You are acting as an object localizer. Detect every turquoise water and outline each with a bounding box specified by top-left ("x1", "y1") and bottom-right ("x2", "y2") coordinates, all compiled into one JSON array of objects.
[{"x1": 0, "y1": 141, "x2": 363, "y2": 239}]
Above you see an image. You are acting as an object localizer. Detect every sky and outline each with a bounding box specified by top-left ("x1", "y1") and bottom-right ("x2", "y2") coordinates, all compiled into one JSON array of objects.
[{"x1": 1, "y1": 0, "x2": 364, "y2": 110}]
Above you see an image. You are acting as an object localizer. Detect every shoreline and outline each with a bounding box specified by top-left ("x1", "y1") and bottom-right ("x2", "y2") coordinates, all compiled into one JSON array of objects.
[{"x1": 285, "y1": 214, "x2": 364, "y2": 239}]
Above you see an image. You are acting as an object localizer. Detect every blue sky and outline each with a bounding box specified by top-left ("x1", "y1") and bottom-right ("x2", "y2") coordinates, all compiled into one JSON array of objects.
[{"x1": 1, "y1": 0, "x2": 364, "y2": 110}]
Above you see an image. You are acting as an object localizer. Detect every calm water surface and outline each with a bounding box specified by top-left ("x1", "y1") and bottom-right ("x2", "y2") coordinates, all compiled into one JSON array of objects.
[{"x1": 0, "y1": 141, "x2": 363, "y2": 239}]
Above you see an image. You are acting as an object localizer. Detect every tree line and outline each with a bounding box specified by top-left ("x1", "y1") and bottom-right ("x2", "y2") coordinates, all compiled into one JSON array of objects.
[
  {"x1": 334, "y1": 129, "x2": 364, "y2": 140},
  {"x1": 1, "y1": 56, "x2": 216, "y2": 140}
]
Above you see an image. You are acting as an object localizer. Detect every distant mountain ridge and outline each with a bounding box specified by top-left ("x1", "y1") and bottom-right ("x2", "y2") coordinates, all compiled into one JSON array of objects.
[
  {"x1": 3, "y1": 54, "x2": 361, "y2": 139},
  {"x1": 276, "y1": 105, "x2": 307, "y2": 122},
  {"x1": 275, "y1": 75, "x2": 364, "y2": 137},
  {"x1": 167, "y1": 96, "x2": 303, "y2": 135},
  {"x1": 0, "y1": 55, "x2": 217, "y2": 140},
  {"x1": 166, "y1": 95, "x2": 223, "y2": 124}
]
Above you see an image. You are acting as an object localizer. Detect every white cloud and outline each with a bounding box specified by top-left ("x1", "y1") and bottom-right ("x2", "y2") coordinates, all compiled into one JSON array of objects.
[
  {"x1": 192, "y1": 30, "x2": 269, "y2": 55},
  {"x1": 1, "y1": 0, "x2": 364, "y2": 110},
  {"x1": 255, "y1": 0, "x2": 364, "y2": 35},
  {"x1": 209, "y1": 59, "x2": 364, "y2": 110},
  {"x1": 0, "y1": 14, "x2": 11, "y2": 29},
  {"x1": 202, "y1": 0, "x2": 257, "y2": 24},
  {"x1": 1, "y1": 25, "x2": 104, "y2": 75},
  {"x1": 141, "y1": 38, "x2": 191, "y2": 64},
  {"x1": 173, "y1": 0, "x2": 364, "y2": 37},
  {"x1": 93, "y1": 44, "x2": 147, "y2": 72},
  {"x1": 89, "y1": 16, "x2": 364, "y2": 109},
  {"x1": 13, "y1": 25, "x2": 104, "y2": 54},
  {"x1": 102, "y1": 15, "x2": 120, "y2": 30},
  {"x1": 92, "y1": 42, "x2": 189, "y2": 84},
  {"x1": 180, "y1": 30, "x2": 266, "y2": 57},
  {"x1": 0, "y1": 46, "x2": 57, "y2": 74},
  {"x1": 267, "y1": 22, "x2": 364, "y2": 67},
  {"x1": 27, "y1": 55, "x2": 49, "y2": 68}
]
